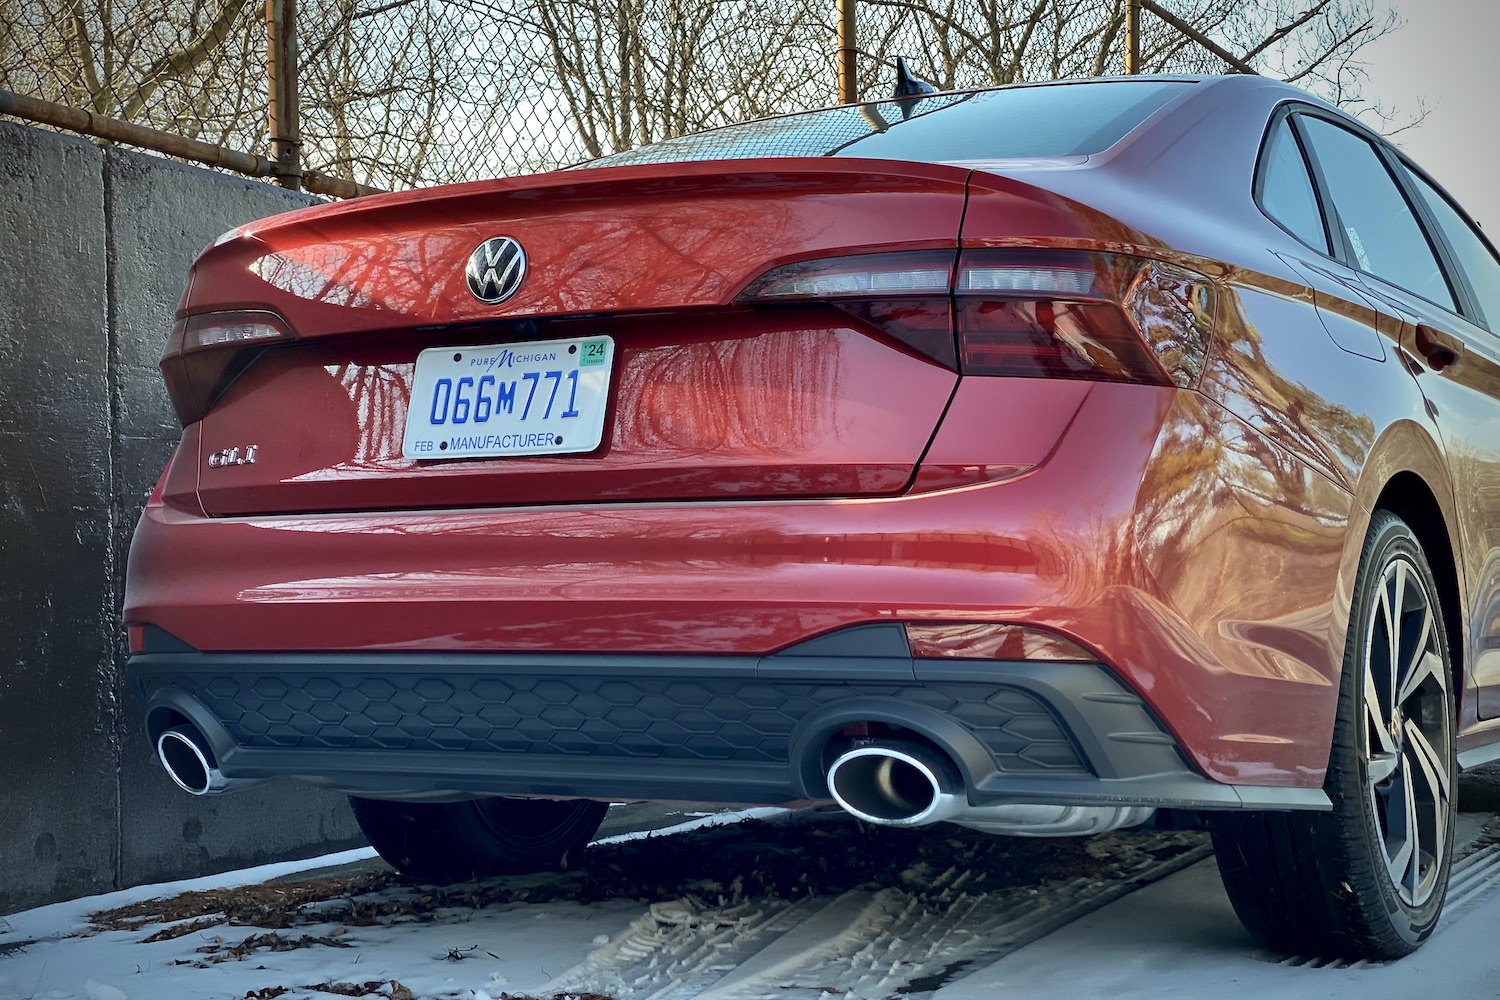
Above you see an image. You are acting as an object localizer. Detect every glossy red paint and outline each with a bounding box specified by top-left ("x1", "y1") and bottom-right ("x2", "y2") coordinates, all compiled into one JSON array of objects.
[
  {"x1": 126, "y1": 74, "x2": 1500, "y2": 797},
  {"x1": 911, "y1": 378, "x2": 1088, "y2": 492},
  {"x1": 133, "y1": 377, "x2": 1336, "y2": 785},
  {"x1": 182, "y1": 160, "x2": 985, "y2": 333},
  {"x1": 197, "y1": 309, "x2": 959, "y2": 513}
]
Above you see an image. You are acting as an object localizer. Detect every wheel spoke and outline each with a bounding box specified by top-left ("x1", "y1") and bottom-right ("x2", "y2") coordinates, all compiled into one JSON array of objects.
[
  {"x1": 1406, "y1": 718, "x2": 1451, "y2": 801},
  {"x1": 1374, "y1": 581, "x2": 1397, "y2": 724},
  {"x1": 1368, "y1": 751, "x2": 1400, "y2": 784},
  {"x1": 1365, "y1": 667, "x2": 1398, "y2": 760},
  {"x1": 1406, "y1": 738, "x2": 1448, "y2": 897},
  {"x1": 1397, "y1": 615, "x2": 1439, "y2": 706},
  {"x1": 1384, "y1": 781, "x2": 1414, "y2": 887},
  {"x1": 1402, "y1": 764, "x2": 1421, "y2": 900},
  {"x1": 1362, "y1": 551, "x2": 1452, "y2": 909},
  {"x1": 1390, "y1": 564, "x2": 1408, "y2": 723}
]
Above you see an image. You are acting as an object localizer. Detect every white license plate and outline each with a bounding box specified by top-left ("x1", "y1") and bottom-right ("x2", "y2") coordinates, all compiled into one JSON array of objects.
[{"x1": 402, "y1": 335, "x2": 615, "y2": 459}]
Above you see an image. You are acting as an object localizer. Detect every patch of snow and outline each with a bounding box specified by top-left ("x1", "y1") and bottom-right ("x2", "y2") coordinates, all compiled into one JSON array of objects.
[
  {"x1": 591, "y1": 807, "x2": 790, "y2": 845},
  {"x1": 0, "y1": 848, "x2": 378, "y2": 948},
  {"x1": 0, "y1": 881, "x2": 639, "y2": 995},
  {"x1": 0, "y1": 897, "x2": 642, "y2": 1000}
]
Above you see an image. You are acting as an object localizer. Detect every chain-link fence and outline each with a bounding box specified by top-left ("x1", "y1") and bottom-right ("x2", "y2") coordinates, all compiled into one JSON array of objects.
[{"x1": 0, "y1": 0, "x2": 1394, "y2": 197}]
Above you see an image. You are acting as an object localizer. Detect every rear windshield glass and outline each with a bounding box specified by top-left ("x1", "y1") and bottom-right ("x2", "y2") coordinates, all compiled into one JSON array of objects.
[{"x1": 578, "y1": 80, "x2": 1193, "y2": 168}]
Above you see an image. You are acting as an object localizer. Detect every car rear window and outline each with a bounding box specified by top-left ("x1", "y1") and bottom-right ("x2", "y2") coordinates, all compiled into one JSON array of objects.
[{"x1": 579, "y1": 80, "x2": 1193, "y2": 168}]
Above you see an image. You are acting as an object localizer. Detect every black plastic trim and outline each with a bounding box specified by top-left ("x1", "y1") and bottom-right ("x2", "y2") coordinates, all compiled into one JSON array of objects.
[
  {"x1": 1286, "y1": 106, "x2": 1464, "y2": 316},
  {"x1": 141, "y1": 623, "x2": 197, "y2": 653},
  {"x1": 127, "y1": 626, "x2": 1332, "y2": 812},
  {"x1": 1252, "y1": 103, "x2": 1335, "y2": 258}
]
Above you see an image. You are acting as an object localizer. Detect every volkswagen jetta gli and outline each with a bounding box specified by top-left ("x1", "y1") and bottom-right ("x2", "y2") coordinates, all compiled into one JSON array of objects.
[{"x1": 125, "y1": 74, "x2": 1500, "y2": 959}]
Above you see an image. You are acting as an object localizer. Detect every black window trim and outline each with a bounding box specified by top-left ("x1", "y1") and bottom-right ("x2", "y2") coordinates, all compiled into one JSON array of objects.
[
  {"x1": 1273, "y1": 103, "x2": 1466, "y2": 319},
  {"x1": 1251, "y1": 103, "x2": 1335, "y2": 256},
  {"x1": 1286, "y1": 111, "x2": 1357, "y2": 266},
  {"x1": 1382, "y1": 148, "x2": 1499, "y2": 334}
]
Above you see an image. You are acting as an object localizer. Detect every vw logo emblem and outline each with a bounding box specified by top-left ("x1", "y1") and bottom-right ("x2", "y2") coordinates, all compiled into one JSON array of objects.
[{"x1": 465, "y1": 236, "x2": 527, "y2": 304}]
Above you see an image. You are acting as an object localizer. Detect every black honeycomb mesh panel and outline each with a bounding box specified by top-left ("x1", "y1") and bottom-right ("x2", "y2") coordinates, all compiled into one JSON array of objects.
[{"x1": 139, "y1": 672, "x2": 1087, "y2": 773}]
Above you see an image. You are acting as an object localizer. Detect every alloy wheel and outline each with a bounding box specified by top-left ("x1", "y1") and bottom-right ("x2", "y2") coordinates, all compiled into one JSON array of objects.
[{"x1": 1363, "y1": 555, "x2": 1452, "y2": 907}]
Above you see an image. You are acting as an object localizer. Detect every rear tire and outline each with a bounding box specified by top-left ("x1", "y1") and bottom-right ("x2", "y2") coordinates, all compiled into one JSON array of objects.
[
  {"x1": 1210, "y1": 511, "x2": 1456, "y2": 959},
  {"x1": 349, "y1": 796, "x2": 609, "y2": 882}
]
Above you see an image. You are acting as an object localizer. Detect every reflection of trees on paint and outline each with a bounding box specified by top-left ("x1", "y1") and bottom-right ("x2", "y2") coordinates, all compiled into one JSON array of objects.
[
  {"x1": 615, "y1": 331, "x2": 840, "y2": 454},
  {"x1": 1130, "y1": 282, "x2": 1377, "y2": 685},
  {"x1": 253, "y1": 233, "x2": 465, "y2": 315},
  {"x1": 976, "y1": 282, "x2": 1377, "y2": 689},
  {"x1": 1450, "y1": 446, "x2": 1500, "y2": 561},
  {"x1": 1208, "y1": 287, "x2": 1377, "y2": 488},
  {"x1": 1126, "y1": 259, "x2": 1216, "y2": 387},
  {"x1": 248, "y1": 194, "x2": 827, "y2": 323},
  {"x1": 333, "y1": 364, "x2": 411, "y2": 467}
]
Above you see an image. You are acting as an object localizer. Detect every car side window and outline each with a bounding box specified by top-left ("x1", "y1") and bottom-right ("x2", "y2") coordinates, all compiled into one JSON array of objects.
[
  {"x1": 1297, "y1": 115, "x2": 1455, "y2": 310},
  {"x1": 1404, "y1": 166, "x2": 1500, "y2": 331},
  {"x1": 1258, "y1": 118, "x2": 1329, "y2": 253}
]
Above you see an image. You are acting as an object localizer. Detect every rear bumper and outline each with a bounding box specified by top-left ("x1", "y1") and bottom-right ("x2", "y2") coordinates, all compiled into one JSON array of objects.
[
  {"x1": 125, "y1": 380, "x2": 1351, "y2": 788},
  {"x1": 127, "y1": 625, "x2": 1328, "y2": 812}
]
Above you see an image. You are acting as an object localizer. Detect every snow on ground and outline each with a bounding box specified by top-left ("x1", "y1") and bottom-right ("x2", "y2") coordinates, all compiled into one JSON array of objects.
[
  {"x1": 1, "y1": 804, "x2": 1497, "y2": 1000},
  {"x1": 0, "y1": 807, "x2": 787, "y2": 1000},
  {"x1": 933, "y1": 848, "x2": 1500, "y2": 1000},
  {"x1": 535, "y1": 832, "x2": 1211, "y2": 1000},
  {"x1": 0, "y1": 893, "x2": 640, "y2": 1000},
  {"x1": 0, "y1": 847, "x2": 640, "y2": 1000},
  {"x1": 592, "y1": 808, "x2": 790, "y2": 846},
  {"x1": 0, "y1": 807, "x2": 1210, "y2": 1000}
]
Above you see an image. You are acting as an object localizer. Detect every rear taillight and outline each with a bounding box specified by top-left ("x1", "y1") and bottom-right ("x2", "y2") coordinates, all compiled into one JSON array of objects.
[
  {"x1": 737, "y1": 251, "x2": 957, "y2": 367},
  {"x1": 179, "y1": 312, "x2": 290, "y2": 351},
  {"x1": 161, "y1": 310, "x2": 293, "y2": 425},
  {"x1": 957, "y1": 250, "x2": 1213, "y2": 387},
  {"x1": 738, "y1": 251, "x2": 952, "y2": 298},
  {"x1": 737, "y1": 249, "x2": 1214, "y2": 386}
]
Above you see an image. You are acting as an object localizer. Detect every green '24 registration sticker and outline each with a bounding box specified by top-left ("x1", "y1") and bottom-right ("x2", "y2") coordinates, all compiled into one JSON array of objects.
[{"x1": 579, "y1": 339, "x2": 608, "y2": 367}]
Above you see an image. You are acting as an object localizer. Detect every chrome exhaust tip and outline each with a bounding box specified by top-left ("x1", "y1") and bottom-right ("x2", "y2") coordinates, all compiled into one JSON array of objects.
[
  {"x1": 825, "y1": 735, "x2": 1156, "y2": 836},
  {"x1": 826, "y1": 742, "x2": 964, "y2": 826},
  {"x1": 156, "y1": 725, "x2": 254, "y2": 796}
]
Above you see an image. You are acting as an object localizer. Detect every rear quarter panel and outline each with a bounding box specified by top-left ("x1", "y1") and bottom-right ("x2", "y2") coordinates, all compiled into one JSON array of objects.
[{"x1": 959, "y1": 78, "x2": 1463, "y2": 781}]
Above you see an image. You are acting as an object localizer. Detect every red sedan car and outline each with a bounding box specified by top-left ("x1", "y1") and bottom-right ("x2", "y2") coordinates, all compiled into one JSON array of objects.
[{"x1": 125, "y1": 74, "x2": 1500, "y2": 959}]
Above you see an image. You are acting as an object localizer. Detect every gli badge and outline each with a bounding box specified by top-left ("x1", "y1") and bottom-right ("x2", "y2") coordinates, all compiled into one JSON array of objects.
[{"x1": 208, "y1": 445, "x2": 258, "y2": 468}]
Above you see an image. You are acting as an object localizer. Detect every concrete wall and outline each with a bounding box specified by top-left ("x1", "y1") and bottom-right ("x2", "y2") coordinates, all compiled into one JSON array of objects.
[{"x1": 0, "y1": 120, "x2": 365, "y2": 914}]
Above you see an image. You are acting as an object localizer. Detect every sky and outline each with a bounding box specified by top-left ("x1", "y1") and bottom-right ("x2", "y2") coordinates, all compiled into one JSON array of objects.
[{"x1": 1356, "y1": 0, "x2": 1499, "y2": 229}]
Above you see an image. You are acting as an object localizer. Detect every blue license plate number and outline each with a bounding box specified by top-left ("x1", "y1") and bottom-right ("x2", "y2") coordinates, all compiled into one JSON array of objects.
[{"x1": 402, "y1": 336, "x2": 614, "y2": 459}]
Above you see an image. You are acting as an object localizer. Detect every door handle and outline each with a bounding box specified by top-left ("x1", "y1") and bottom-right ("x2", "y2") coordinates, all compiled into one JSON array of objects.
[{"x1": 1414, "y1": 324, "x2": 1464, "y2": 372}]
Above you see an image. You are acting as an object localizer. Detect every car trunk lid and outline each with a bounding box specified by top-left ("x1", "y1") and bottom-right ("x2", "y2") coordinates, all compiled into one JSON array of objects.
[{"x1": 185, "y1": 159, "x2": 974, "y2": 515}]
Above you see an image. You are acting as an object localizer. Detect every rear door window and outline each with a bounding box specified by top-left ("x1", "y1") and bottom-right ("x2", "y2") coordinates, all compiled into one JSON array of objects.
[
  {"x1": 1404, "y1": 166, "x2": 1500, "y2": 331},
  {"x1": 1297, "y1": 115, "x2": 1455, "y2": 310},
  {"x1": 1258, "y1": 117, "x2": 1329, "y2": 252}
]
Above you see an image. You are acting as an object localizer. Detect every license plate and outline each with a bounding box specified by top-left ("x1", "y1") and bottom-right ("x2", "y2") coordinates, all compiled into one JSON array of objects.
[{"x1": 402, "y1": 336, "x2": 614, "y2": 459}]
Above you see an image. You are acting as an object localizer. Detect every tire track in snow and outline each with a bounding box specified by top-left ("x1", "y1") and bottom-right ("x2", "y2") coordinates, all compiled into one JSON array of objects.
[
  {"x1": 538, "y1": 893, "x2": 828, "y2": 999},
  {"x1": 542, "y1": 830, "x2": 1212, "y2": 998},
  {"x1": 1445, "y1": 835, "x2": 1500, "y2": 912}
]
